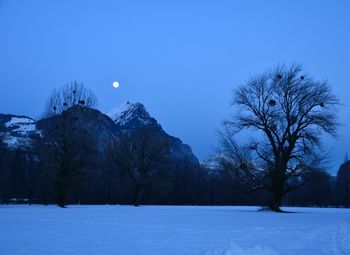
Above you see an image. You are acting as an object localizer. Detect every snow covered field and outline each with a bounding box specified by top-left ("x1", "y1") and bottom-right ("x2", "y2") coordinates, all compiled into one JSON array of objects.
[{"x1": 0, "y1": 206, "x2": 349, "y2": 255}]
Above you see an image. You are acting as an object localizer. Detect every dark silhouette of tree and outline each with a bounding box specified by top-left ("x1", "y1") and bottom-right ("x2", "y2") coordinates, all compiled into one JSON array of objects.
[
  {"x1": 24, "y1": 151, "x2": 37, "y2": 205},
  {"x1": 10, "y1": 150, "x2": 26, "y2": 202},
  {"x1": 335, "y1": 160, "x2": 350, "y2": 207},
  {"x1": 110, "y1": 127, "x2": 170, "y2": 206},
  {"x1": 43, "y1": 81, "x2": 98, "y2": 118},
  {"x1": 170, "y1": 159, "x2": 206, "y2": 205},
  {"x1": 38, "y1": 82, "x2": 99, "y2": 207},
  {"x1": 218, "y1": 64, "x2": 339, "y2": 212},
  {"x1": 286, "y1": 170, "x2": 334, "y2": 207},
  {"x1": 36, "y1": 137, "x2": 56, "y2": 206},
  {"x1": 40, "y1": 106, "x2": 97, "y2": 207},
  {"x1": 0, "y1": 144, "x2": 11, "y2": 203},
  {"x1": 102, "y1": 142, "x2": 119, "y2": 204}
]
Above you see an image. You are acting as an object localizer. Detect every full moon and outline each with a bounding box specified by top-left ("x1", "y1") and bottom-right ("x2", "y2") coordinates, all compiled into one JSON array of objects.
[{"x1": 112, "y1": 81, "x2": 120, "y2": 88}]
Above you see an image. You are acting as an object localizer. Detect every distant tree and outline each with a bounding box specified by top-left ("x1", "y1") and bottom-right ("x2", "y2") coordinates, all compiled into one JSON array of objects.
[
  {"x1": 102, "y1": 142, "x2": 118, "y2": 204},
  {"x1": 335, "y1": 161, "x2": 350, "y2": 207},
  {"x1": 24, "y1": 151, "x2": 37, "y2": 205},
  {"x1": 0, "y1": 143, "x2": 9, "y2": 203},
  {"x1": 35, "y1": 131, "x2": 58, "y2": 206},
  {"x1": 218, "y1": 64, "x2": 339, "y2": 211},
  {"x1": 287, "y1": 170, "x2": 334, "y2": 207},
  {"x1": 42, "y1": 81, "x2": 98, "y2": 118},
  {"x1": 110, "y1": 127, "x2": 170, "y2": 206},
  {"x1": 170, "y1": 159, "x2": 206, "y2": 205},
  {"x1": 307, "y1": 170, "x2": 334, "y2": 207},
  {"x1": 10, "y1": 150, "x2": 26, "y2": 202}
]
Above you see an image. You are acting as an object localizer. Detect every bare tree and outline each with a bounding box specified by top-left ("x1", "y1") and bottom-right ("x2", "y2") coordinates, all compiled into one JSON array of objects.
[
  {"x1": 39, "y1": 82, "x2": 98, "y2": 206},
  {"x1": 40, "y1": 107, "x2": 97, "y2": 207},
  {"x1": 110, "y1": 127, "x2": 170, "y2": 206},
  {"x1": 43, "y1": 81, "x2": 98, "y2": 118},
  {"x1": 219, "y1": 64, "x2": 339, "y2": 212}
]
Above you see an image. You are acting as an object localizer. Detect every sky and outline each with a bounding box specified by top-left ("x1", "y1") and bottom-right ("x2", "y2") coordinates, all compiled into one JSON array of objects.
[{"x1": 0, "y1": 0, "x2": 349, "y2": 174}]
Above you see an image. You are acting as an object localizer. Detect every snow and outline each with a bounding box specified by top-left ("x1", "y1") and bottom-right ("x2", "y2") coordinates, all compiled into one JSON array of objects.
[
  {"x1": 2, "y1": 117, "x2": 40, "y2": 148},
  {"x1": 5, "y1": 117, "x2": 33, "y2": 127},
  {"x1": 107, "y1": 101, "x2": 150, "y2": 125},
  {"x1": 107, "y1": 101, "x2": 134, "y2": 118},
  {"x1": 2, "y1": 134, "x2": 32, "y2": 147},
  {"x1": 5, "y1": 117, "x2": 36, "y2": 134},
  {"x1": 0, "y1": 206, "x2": 349, "y2": 255}
]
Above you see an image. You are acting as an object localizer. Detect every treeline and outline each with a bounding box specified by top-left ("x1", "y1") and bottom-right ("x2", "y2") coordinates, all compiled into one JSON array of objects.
[{"x1": 0, "y1": 143, "x2": 349, "y2": 207}]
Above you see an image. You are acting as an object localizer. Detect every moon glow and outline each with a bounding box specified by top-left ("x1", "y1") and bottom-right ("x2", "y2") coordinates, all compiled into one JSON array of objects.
[{"x1": 113, "y1": 81, "x2": 120, "y2": 88}]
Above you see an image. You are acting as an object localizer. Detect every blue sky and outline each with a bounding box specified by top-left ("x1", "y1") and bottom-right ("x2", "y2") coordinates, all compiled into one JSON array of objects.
[{"x1": 0, "y1": 0, "x2": 349, "y2": 173}]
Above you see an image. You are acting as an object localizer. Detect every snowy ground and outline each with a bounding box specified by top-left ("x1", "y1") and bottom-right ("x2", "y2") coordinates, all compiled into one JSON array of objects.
[{"x1": 0, "y1": 206, "x2": 349, "y2": 255}]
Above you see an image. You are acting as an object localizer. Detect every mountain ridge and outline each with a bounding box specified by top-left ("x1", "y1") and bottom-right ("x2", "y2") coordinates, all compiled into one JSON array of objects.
[{"x1": 0, "y1": 102, "x2": 199, "y2": 164}]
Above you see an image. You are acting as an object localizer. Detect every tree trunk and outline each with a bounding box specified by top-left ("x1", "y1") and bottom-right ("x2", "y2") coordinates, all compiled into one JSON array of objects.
[
  {"x1": 269, "y1": 192, "x2": 283, "y2": 212},
  {"x1": 106, "y1": 175, "x2": 112, "y2": 205},
  {"x1": 269, "y1": 167, "x2": 285, "y2": 212},
  {"x1": 42, "y1": 182, "x2": 48, "y2": 206},
  {"x1": 28, "y1": 184, "x2": 33, "y2": 205},
  {"x1": 43, "y1": 190, "x2": 48, "y2": 206},
  {"x1": 56, "y1": 184, "x2": 68, "y2": 208},
  {"x1": 133, "y1": 184, "x2": 142, "y2": 206}
]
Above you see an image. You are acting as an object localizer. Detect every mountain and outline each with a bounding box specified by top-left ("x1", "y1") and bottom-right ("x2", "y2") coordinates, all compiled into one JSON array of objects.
[
  {"x1": 0, "y1": 114, "x2": 40, "y2": 150},
  {"x1": 107, "y1": 101, "x2": 199, "y2": 164},
  {"x1": 36, "y1": 106, "x2": 120, "y2": 150},
  {"x1": 107, "y1": 101, "x2": 159, "y2": 129},
  {"x1": 0, "y1": 102, "x2": 199, "y2": 164}
]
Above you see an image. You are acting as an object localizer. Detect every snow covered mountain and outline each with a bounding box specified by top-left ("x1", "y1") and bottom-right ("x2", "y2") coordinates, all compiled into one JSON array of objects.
[
  {"x1": 107, "y1": 101, "x2": 159, "y2": 129},
  {"x1": 0, "y1": 102, "x2": 199, "y2": 164},
  {"x1": 0, "y1": 114, "x2": 40, "y2": 149},
  {"x1": 107, "y1": 101, "x2": 199, "y2": 163}
]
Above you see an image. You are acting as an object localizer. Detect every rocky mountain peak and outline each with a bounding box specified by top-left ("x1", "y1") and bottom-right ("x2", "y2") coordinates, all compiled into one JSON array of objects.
[{"x1": 107, "y1": 101, "x2": 157, "y2": 128}]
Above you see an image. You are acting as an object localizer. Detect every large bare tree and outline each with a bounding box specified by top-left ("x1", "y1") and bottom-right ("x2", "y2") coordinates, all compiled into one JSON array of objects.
[
  {"x1": 219, "y1": 64, "x2": 339, "y2": 211},
  {"x1": 39, "y1": 82, "x2": 98, "y2": 207}
]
